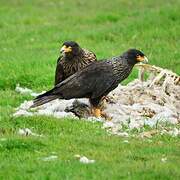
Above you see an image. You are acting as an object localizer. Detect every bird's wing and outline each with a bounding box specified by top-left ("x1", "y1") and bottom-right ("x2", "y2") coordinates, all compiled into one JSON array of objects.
[
  {"x1": 32, "y1": 60, "x2": 131, "y2": 108},
  {"x1": 38, "y1": 61, "x2": 115, "y2": 100},
  {"x1": 83, "y1": 49, "x2": 97, "y2": 62},
  {"x1": 54, "y1": 56, "x2": 64, "y2": 85}
]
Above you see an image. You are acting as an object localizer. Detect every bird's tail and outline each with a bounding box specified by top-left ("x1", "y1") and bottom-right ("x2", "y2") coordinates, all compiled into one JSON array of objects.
[
  {"x1": 31, "y1": 95, "x2": 59, "y2": 108},
  {"x1": 30, "y1": 89, "x2": 61, "y2": 108}
]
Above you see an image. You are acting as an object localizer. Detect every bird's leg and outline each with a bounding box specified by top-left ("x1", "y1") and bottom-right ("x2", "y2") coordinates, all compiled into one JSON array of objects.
[
  {"x1": 90, "y1": 98, "x2": 111, "y2": 120},
  {"x1": 91, "y1": 107, "x2": 112, "y2": 120},
  {"x1": 91, "y1": 107, "x2": 101, "y2": 118}
]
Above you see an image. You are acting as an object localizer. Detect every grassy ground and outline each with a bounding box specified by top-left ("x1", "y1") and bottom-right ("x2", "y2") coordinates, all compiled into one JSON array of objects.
[{"x1": 0, "y1": 0, "x2": 180, "y2": 179}]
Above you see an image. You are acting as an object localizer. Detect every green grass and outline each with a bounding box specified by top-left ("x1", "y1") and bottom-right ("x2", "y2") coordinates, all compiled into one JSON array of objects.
[{"x1": 0, "y1": 0, "x2": 180, "y2": 179}]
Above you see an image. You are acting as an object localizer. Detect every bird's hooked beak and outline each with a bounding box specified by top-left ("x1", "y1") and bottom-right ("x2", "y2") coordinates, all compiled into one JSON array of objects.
[
  {"x1": 137, "y1": 55, "x2": 148, "y2": 64},
  {"x1": 60, "y1": 45, "x2": 72, "y2": 54}
]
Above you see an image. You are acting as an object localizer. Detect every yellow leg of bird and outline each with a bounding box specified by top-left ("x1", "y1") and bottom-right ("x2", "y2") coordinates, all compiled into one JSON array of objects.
[
  {"x1": 91, "y1": 107, "x2": 112, "y2": 120},
  {"x1": 91, "y1": 107, "x2": 101, "y2": 118}
]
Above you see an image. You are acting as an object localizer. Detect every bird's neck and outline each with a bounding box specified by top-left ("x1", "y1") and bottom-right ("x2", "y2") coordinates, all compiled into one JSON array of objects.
[{"x1": 114, "y1": 55, "x2": 136, "y2": 66}]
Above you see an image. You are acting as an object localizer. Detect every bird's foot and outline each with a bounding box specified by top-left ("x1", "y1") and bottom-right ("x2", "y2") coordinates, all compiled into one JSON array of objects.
[
  {"x1": 101, "y1": 111, "x2": 112, "y2": 121},
  {"x1": 91, "y1": 108, "x2": 101, "y2": 118},
  {"x1": 91, "y1": 108, "x2": 112, "y2": 121}
]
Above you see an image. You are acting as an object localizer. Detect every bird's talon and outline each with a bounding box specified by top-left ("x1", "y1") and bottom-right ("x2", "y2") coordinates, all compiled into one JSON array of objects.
[
  {"x1": 92, "y1": 107, "x2": 112, "y2": 120},
  {"x1": 91, "y1": 108, "x2": 101, "y2": 118},
  {"x1": 101, "y1": 111, "x2": 112, "y2": 121}
]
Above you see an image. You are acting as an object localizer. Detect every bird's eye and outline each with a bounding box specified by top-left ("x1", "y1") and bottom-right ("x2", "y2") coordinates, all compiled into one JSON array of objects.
[
  {"x1": 136, "y1": 55, "x2": 140, "y2": 58},
  {"x1": 136, "y1": 55, "x2": 145, "y2": 62}
]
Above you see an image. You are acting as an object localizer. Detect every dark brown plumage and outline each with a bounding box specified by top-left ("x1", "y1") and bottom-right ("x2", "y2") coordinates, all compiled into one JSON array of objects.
[
  {"x1": 32, "y1": 49, "x2": 148, "y2": 118},
  {"x1": 55, "y1": 41, "x2": 97, "y2": 85}
]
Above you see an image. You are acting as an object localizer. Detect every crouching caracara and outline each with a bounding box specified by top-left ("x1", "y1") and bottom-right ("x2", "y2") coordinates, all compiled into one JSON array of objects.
[
  {"x1": 55, "y1": 41, "x2": 97, "y2": 85},
  {"x1": 31, "y1": 49, "x2": 148, "y2": 118}
]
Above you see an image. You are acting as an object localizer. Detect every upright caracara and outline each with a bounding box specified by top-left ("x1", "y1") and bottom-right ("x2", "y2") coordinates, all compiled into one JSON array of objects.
[
  {"x1": 32, "y1": 49, "x2": 148, "y2": 118},
  {"x1": 55, "y1": 41, "x2": 97, "y2": 85}
]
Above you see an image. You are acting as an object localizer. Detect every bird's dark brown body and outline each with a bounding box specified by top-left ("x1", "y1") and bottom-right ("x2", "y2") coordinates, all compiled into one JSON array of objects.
[
  {"x1": 55, "y1": 41, "x2": 97, "y2": 85},
  {"x1": 32, "y1": 49, "x2": 148, "y2": 118}
]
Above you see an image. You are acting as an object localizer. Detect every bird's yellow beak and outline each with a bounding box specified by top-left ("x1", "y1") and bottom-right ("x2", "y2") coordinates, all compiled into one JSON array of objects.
[
  {"x1": 137, "y1": 55, "x2": 148, "y2": 63},
  {"x1": 60, "y1": 45, "x2": 72, "y2": 53}
]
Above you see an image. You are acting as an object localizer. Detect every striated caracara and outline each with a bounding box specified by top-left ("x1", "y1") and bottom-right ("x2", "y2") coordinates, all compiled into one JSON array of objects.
[{"x1": 55, "y1": 41, "x2": 97, "y2": 85}]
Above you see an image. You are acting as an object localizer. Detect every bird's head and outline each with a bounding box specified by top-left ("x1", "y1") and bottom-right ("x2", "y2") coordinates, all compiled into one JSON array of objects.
[
  {"x1": 60, "y1": 41, "x2": 82, "y2": 59},
  {"x1": 123, "y1": 49, "x2": 148, "y2": 65}
]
